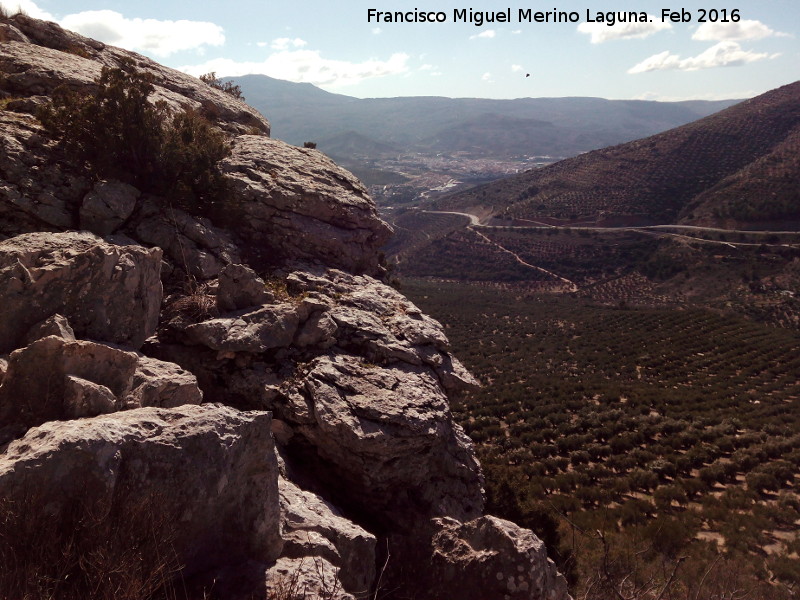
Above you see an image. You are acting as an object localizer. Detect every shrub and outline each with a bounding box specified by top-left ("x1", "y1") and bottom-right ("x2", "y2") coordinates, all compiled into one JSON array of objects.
[
  {"x1": 38, "y1": 62, "x2": 231, "y2": 212},
  {"x1": 199, "y1": 71, "x2": 244, "y2": 100},
  {"x1": 38, "y1": 64, "x2": 165, "y2": 185}
]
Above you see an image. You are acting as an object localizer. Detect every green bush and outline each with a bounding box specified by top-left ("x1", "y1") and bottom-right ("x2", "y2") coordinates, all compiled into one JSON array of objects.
[
  {"x1": 38, "y1": 62, "x2": 231, "y2": 212},
  {"x1": 199, "y1": 71, "x2": 244, "y2": 100}
]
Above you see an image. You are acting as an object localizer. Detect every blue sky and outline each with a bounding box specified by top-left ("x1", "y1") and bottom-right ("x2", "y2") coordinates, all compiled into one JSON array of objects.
[{"x1": 4, "y1": 0, "x2": 799, "y2": 101}]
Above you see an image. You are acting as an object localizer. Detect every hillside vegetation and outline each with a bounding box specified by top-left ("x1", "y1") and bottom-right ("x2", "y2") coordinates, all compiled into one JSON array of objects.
[
  {"x1": 404, "y1": 279, "x2": 800, "y2": 600},
  {"x1": 434, "y1": 81, "x2": 800, "y2": 228}
]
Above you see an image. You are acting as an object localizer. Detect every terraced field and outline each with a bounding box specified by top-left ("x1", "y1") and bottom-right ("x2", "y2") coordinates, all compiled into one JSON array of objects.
[{"x1": 405, "y1": 279, "x2": 800, "y2": 599}]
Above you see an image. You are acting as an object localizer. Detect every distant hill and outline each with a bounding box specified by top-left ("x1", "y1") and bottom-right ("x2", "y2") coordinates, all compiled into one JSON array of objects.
[
  {"x1": 233, "y1": 74, "x2": 739, "y2": 160},
  {"x1": 433, "y1": 81, "x2": 800, "y2": 228}
]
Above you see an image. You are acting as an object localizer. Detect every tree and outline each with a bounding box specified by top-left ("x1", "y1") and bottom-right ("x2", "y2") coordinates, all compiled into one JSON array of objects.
[{"x1": 38, "y1": 63, "x2": 231, "y2": 212}]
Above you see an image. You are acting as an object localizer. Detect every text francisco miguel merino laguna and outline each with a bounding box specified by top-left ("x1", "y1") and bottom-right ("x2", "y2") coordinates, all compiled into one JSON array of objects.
[{"x1": 367, "y1": 8, "x2": 741, "y2": 26}]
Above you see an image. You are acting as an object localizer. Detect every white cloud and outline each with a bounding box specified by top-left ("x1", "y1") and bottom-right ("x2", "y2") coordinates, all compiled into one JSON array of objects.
[
  {"x1": 419, "y1": 64, "x2": 434, "y2": 71},
  {"x1": 371, "y1": 27, "x2": 382, "y2": 35},
  {"x1": 181, "y1": 50, "x2": 410, "y2": 88},
  {"x1": 470, "y1": 29, "x2": 496, "y2": 40},
  {"x1": 578, "y1": 17, "x2": 671, "y2": 43},
  {"x1": 628, "y1": 41, "x2": 772, "y2": 74},
  {"x1": 270, "y1": 37, "x2": 307, "y2": 51},
  {"x1": 0, "y1": 0, "x2": 53, "y2": 19},
  {"x1": 59, "y1": 10, "x2": 224, "y2": 57},
  {"x1": 482, "y1": 72, "x2": 493, "y2": 82},
  {"x1": 511, "y1": 29, "x2": 522, "y2": 34},
  {"x1": 511, "y1": 64, "x2": 523, "y2": 72},
  {"x1": 692, "y1": 19, "x2": 787, "y2": 42}
]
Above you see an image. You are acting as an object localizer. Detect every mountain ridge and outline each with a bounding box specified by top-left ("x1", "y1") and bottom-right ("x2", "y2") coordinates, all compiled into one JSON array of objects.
[
  {"x1": 233, "y1": 74, "x2": 741, "y2": 159},
  {"x1": 432, "y1": 80, "x2": 800, "y2": 228}
]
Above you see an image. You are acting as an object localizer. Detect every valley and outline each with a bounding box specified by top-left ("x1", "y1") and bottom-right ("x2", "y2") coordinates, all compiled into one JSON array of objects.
[{"x1": 378, "y1": 78, "x2": 800, "y2": 599}]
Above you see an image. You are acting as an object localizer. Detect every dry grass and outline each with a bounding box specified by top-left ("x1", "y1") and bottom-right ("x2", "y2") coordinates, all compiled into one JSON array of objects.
[{"x1": 0, "y1": 482, "x2": 183, "y2": 600}]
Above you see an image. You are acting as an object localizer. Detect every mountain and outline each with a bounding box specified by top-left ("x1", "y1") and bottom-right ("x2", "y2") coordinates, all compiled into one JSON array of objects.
[
  {"x1": 433, "y1": 81, "x2": 800, "y2": 228},
  {"x1": 234, "y1": 74, "x2": 740, "y2": 159}
]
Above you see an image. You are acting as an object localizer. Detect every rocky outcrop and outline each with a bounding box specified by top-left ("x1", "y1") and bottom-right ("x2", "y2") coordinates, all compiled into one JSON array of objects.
[
  {"x1": 0, "y1": 15, "x2": 571, "y2": 600},
  {"x1": 0, "y1": 329, "x2": 202, "y2": 435},
  {"x1": 283, "y1": 352, "x2": 483, "y2": 527},
  {"x1": 0, "y1": 231, "x2": 162, "y2": 353},
  {"x1": 220, "y1": 136, "x2": 392, "y2": 274},
  {"x1": 278, "y1": 476, "x2": 376, "y2": 595},
  {"x1": 0, "y1": 111, "x2": 88, "y2": 234},
  {"x1": 427, "y1": 516, "x2": 571, "y2": 600},
  {"x1": 0, "y1": 15, "x2": 270, "y2": 136},
  {"x1": 156, "y1": 267, "x2": 483, "y2": 527},
  {"x1": 79, "y1": 179, "x2": 139, "y2": 235},
  {"x1": 0, "y1": 404, "x2": 282, "y2": 576}
]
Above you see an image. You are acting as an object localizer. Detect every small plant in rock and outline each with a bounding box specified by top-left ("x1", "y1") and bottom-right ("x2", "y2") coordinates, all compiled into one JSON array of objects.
[{"x1": 199, "y1": 72, "x2": 244, "y2": 100}]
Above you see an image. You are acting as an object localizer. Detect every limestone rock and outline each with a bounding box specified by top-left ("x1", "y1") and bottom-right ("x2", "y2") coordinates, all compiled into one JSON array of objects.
[
  {"x1": 278, "y1": 476, "x2": 376, "y2": 596},
  {"x1": 63, "y1": 375, "x2": 118, "y2": 418},
  {"x1": 22, "y1": 313, "x2": 76, "y2": 345},
  {"x1": 1, "y1": 15, "x2": 270, "y2": 136},
  {"x1": 266, "y1": 557, "x2": 354, "y2": 600},
  {"x1": 217, "y1": 263, "x2": 273, "y2": 312},
  {"x1": 0, "y1": 112, "x2": 88, "y2": 234},
  {"x1": 0, "y1": 404, "x2": 283, "y2": 576},
  {"x1": 0, "y1": 232, "x2": 162, "y2": 353},
  {"x1": 133, "y1": 199, "x2": 241, "y2": 280},
  {"x1": 424, "y1": 516, "x2": 573, "y2": 600},
  {"x1": 126, "y1": 355, "x2": 203, "y2": 409},
  {"x1": 79, "y1": 179, "x2": 139, "y2": 235},
  {"x1": 281, "y1": 351, "x2": 484, "y2": 528},
  {"x1": 0, "y1": 336, "x2": 138, "y2": 429},
  {"x1": 286, "y1": 268, "x2": 479, "y2": 392},
  {"x1": 220, "y1": 136, "x2": 392, "y2": 274},
  {"x1": 0, "y1": 334, "x2": 203, "y2": 432},
  {"x1": 185, "y1": 304, "x2": 301, "y2": 353}
]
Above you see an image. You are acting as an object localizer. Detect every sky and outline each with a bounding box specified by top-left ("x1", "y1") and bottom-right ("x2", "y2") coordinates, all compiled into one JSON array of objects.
[{"x1": 3, "y1": 0, "x2": 799, "y2": 101}]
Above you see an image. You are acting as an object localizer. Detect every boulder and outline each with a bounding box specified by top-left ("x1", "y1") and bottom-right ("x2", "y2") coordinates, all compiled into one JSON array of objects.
[
  {"x1": 286, "y1": 269, "x2": 479, "y2": 392},
  {"x1": 185, "y1": 303, "x2": 301, "y2": 354},
  {"x1": 22, "y1": 313, "x2": 76, "y2": 345},
  {"x1": 426, "y1": 516, "x2": 572, "y2": 600},
  {"x1": 278, "y1": 476, "x2": 376, "y2": 595},
  {"x1": 126, "y1": 355, "x2": 204, "y2": 409},
  {"x1": 0, "y1": 232, "x2": 162, "y2": 353},
  {"x1": 79, "y1": 179, "x2": 139, "y2": 235},
  {"x1": 0, "y1": 336, "x2": 139, "y2": 429},
  {"x1": 63, "y1": 374, "x2": 118, "y2": 418},
  {"x1": 386, "y1": 516, "x2": 572, "y2": 600},
  {"x1": 0, "y1": 334, "x2": 202, "y2": 432},
  {"x1": 0, "y1": 404, "x2": 283, "y2": 577},
  {"x1": 217, "y1": 263, "x2": 273, "y2": 312},
  {"x1": 220, "y1": 136, "x2": 392, "y2": 274},
  {"x1": 280, "y1": 351, "x2": 484, "y2": 528}
]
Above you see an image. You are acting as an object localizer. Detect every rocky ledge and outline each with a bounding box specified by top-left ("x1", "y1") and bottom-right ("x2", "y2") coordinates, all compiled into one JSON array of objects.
[{"x1": 0, "y1": 14, "x2": 571, "y2": 600}]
